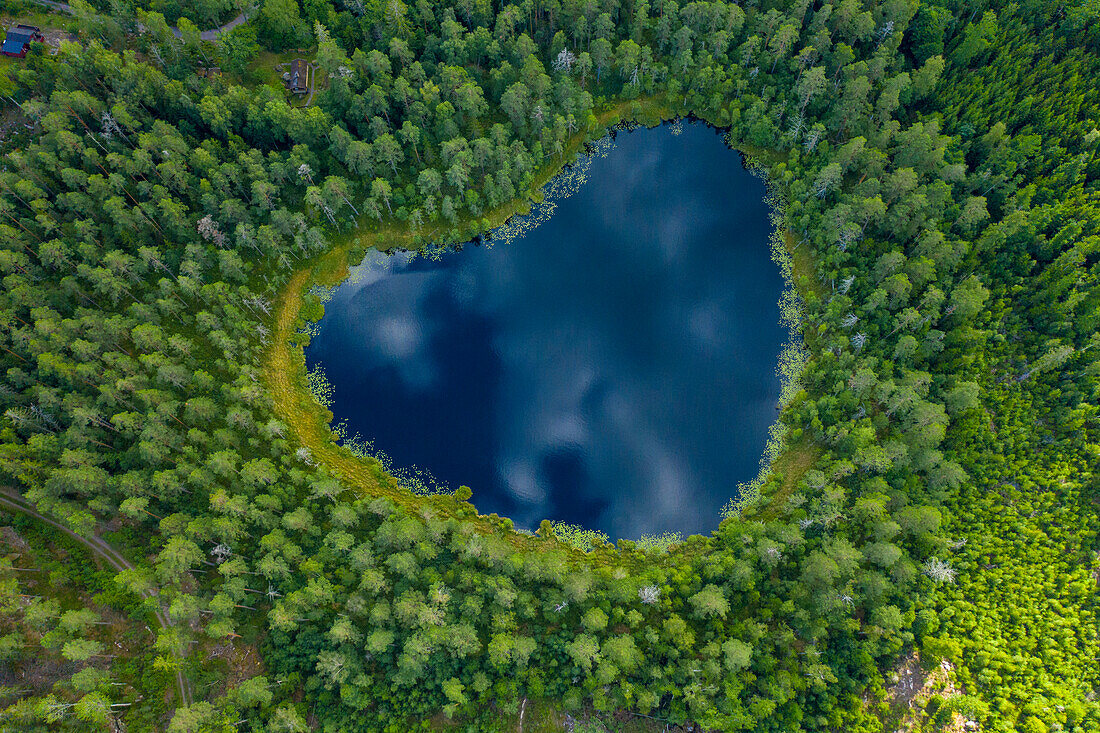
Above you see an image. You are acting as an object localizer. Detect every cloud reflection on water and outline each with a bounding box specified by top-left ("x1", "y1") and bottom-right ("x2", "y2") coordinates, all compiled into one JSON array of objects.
[{"x1": 306, "y1": 123, "x2": 786, "y2": 539}]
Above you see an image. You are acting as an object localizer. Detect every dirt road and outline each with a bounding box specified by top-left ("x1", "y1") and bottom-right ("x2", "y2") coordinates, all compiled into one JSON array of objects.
[
  {"x1": 0, "y1": 488, "x2": 193, "y2": 708},
  {"x1": 26, "y1": 0, "x2": 252, "y2": 42}
]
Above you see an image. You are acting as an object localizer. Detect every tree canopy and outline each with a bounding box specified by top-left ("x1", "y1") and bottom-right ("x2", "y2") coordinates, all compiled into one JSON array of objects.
[{"x1": 0, "y1": 0, "x2": 1097, "y2": 731}]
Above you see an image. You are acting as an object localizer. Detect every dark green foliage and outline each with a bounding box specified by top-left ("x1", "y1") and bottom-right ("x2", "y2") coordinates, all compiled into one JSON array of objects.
[{"x1": 0, "y1": 0, "x2": 1097, "y2": 731}]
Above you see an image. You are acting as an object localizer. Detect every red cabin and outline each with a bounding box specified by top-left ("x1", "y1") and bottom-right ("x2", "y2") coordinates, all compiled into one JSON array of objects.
[{"x1": 2, "y1": 25, "x2": 45, "y2": 59}]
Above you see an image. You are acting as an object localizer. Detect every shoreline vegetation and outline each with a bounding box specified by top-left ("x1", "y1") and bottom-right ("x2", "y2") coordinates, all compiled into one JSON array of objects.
[{"x1": 262, "y1": 96, "x2": 813, "y2": 554}]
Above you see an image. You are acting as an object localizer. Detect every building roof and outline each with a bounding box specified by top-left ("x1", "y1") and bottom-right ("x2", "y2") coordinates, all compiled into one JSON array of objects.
[
  {"x1": 5, "y1": 26, "x2": 39, "y2": 43},
  {"x1": 3, "y1": 25, "x2": 40, "y2": 54},
  {"x1": 288, "y1": 60, "x2": 308, "y2": 91},
  {"x1": 2, "y1": 37, "x2": 26, "y2": 54}
]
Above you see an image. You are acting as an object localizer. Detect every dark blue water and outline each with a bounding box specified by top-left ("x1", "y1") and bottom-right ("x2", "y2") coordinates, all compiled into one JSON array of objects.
[{"x1": 305, "y1": 123, "x2": 786, "y2": 539}]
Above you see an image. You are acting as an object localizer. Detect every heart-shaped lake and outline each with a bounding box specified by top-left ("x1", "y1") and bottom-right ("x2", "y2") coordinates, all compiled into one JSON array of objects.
[{"x1": 305, "y1": 122, "x2": 789, "y2": 540}]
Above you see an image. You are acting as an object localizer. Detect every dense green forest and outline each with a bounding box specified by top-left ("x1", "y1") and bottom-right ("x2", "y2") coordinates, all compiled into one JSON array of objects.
[{"x1": 0, "y1": 0, "x2": 1097, "y2": 730}]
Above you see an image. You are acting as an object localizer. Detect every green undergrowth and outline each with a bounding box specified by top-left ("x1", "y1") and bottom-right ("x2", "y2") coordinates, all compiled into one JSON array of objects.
[{"x1": 0, "y1": 509, "x2": 173, "y2": 729}]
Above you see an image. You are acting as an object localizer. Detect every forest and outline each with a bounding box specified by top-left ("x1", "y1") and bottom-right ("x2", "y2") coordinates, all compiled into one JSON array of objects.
[{"x1": 0, "y1": 0, "x2": 1097, "y2": 730}]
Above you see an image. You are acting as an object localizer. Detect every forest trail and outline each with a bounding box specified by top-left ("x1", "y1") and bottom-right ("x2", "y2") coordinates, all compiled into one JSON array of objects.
[
  {"x1": 25, "y1": 0, "x2": 69, "y2": 12},
  {"x1": 0, "y1": 488, "x2": 194, "y2": 709},
  {"x1": 26, "y1": 0, "x2": 252, "y2": 42},
  {"x1": 175, "y1": 8, "x2": 253, "y2": 42}
]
